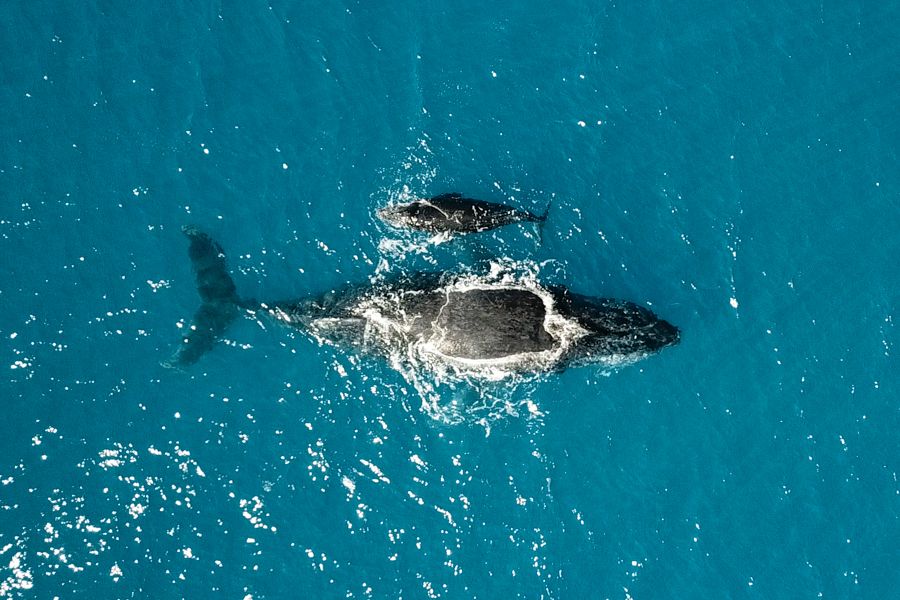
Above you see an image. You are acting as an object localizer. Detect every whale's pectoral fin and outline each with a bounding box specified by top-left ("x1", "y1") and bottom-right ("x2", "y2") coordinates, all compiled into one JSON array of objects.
[{"x1": 163, "y1": 226, "x2": 241, "y2": 368}]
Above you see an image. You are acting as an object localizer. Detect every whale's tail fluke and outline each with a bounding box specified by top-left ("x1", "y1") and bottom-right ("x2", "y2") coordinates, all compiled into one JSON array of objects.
[
  {"x1": 539, "y1": 197, "x2": 553, "y2": 223},
  {"x1": 162, "y1": 226, "x2": 241, "y2": 368},
  {"x1": 531, "y1": 197, "x2": 552, "y2": 244}
]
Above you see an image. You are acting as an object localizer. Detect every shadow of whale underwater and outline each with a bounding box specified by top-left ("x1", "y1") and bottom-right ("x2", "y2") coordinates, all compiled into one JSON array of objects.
[{"x1": 165, "y1": 227, "x2": 679, "y2": 378}]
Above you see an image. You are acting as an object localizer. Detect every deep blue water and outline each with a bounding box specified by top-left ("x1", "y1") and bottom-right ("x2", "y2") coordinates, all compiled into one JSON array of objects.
[{"x1": 2, "y1": 1, "x2": 898, "y2": 598}]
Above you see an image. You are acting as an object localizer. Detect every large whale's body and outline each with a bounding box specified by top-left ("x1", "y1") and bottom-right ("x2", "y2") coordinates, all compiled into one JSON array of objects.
[{"x1": 166, "y1": 227, "x2": 679, "y2": 376}]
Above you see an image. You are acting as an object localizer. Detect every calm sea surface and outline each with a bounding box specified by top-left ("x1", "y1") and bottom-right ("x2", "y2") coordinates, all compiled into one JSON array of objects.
[{"x1": 1, "y1": 1, "x2": 898, "y2": 598}]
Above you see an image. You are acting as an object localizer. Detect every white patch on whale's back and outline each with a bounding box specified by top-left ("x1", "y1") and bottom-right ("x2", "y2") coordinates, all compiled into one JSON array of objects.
[{"x1": 344, "y1": 266, "x2": 589, "y2": 382}]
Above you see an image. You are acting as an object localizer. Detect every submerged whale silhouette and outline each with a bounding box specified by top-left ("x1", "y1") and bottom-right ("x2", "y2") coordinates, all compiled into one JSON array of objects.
[
  {"x1": 377, "y1": 192, "x2": 549, "y2": 234},
  {"x1": 165, "y1": 227, "x2": 679, "y2": 376}
]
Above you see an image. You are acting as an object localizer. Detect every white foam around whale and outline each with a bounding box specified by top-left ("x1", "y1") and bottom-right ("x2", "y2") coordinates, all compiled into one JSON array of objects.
[{"x1": 304, "y1": 260, "x2": 603, "y2": 424}]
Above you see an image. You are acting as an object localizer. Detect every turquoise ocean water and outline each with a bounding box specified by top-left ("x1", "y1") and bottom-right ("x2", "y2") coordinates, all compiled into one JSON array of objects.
[{"x1": 2, "y1": 1, "x2": 898, "y2": 597}]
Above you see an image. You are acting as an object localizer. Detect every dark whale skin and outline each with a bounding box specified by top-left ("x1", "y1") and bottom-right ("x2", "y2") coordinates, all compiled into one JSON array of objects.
[{"x1": 377, "y1": 193, "x2": 547, "y2": 234}]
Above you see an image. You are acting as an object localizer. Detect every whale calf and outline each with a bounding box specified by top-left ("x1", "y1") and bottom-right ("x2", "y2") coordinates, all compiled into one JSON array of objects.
[
  {"x1": 165, "y1": 227, "x2": 679, "y2": 377},
  {"x1": 377, "y1": 192, "x2": 549, "y2": 235}
]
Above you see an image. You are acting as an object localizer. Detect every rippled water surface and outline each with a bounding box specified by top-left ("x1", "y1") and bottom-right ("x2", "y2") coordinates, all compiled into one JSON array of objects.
[{"x1": 1, "y1": 1, "x2": 898, "y2": 597}]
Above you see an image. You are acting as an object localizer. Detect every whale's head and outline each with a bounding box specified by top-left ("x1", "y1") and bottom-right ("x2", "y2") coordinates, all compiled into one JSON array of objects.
[{"x1": 553, "y1": 290, "x2": 680, "y2": 362}]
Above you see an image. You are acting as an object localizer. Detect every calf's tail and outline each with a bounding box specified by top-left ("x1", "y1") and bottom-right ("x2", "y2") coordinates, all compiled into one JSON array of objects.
[{"x1": 530, "y1": 197, "x2": 553, "y2": 244}]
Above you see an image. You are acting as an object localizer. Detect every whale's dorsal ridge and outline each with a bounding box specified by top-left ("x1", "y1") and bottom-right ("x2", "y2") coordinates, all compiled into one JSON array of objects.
[{"x1": 431, "y1": 192, "x2": 463, "y2": 201}]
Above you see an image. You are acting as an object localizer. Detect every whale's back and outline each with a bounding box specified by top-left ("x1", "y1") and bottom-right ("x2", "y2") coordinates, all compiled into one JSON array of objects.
[{"x1": 422, "y1": 288, "x2": 555, "y2": 359}]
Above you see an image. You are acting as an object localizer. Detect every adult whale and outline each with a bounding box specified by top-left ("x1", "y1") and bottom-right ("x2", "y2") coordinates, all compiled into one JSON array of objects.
[
  {"x1": 164, "y1": 227, "x2": 679, "y2": 376},
  {"x1": 377, "y1": 192, "x2": 549, "y2": 235}
]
